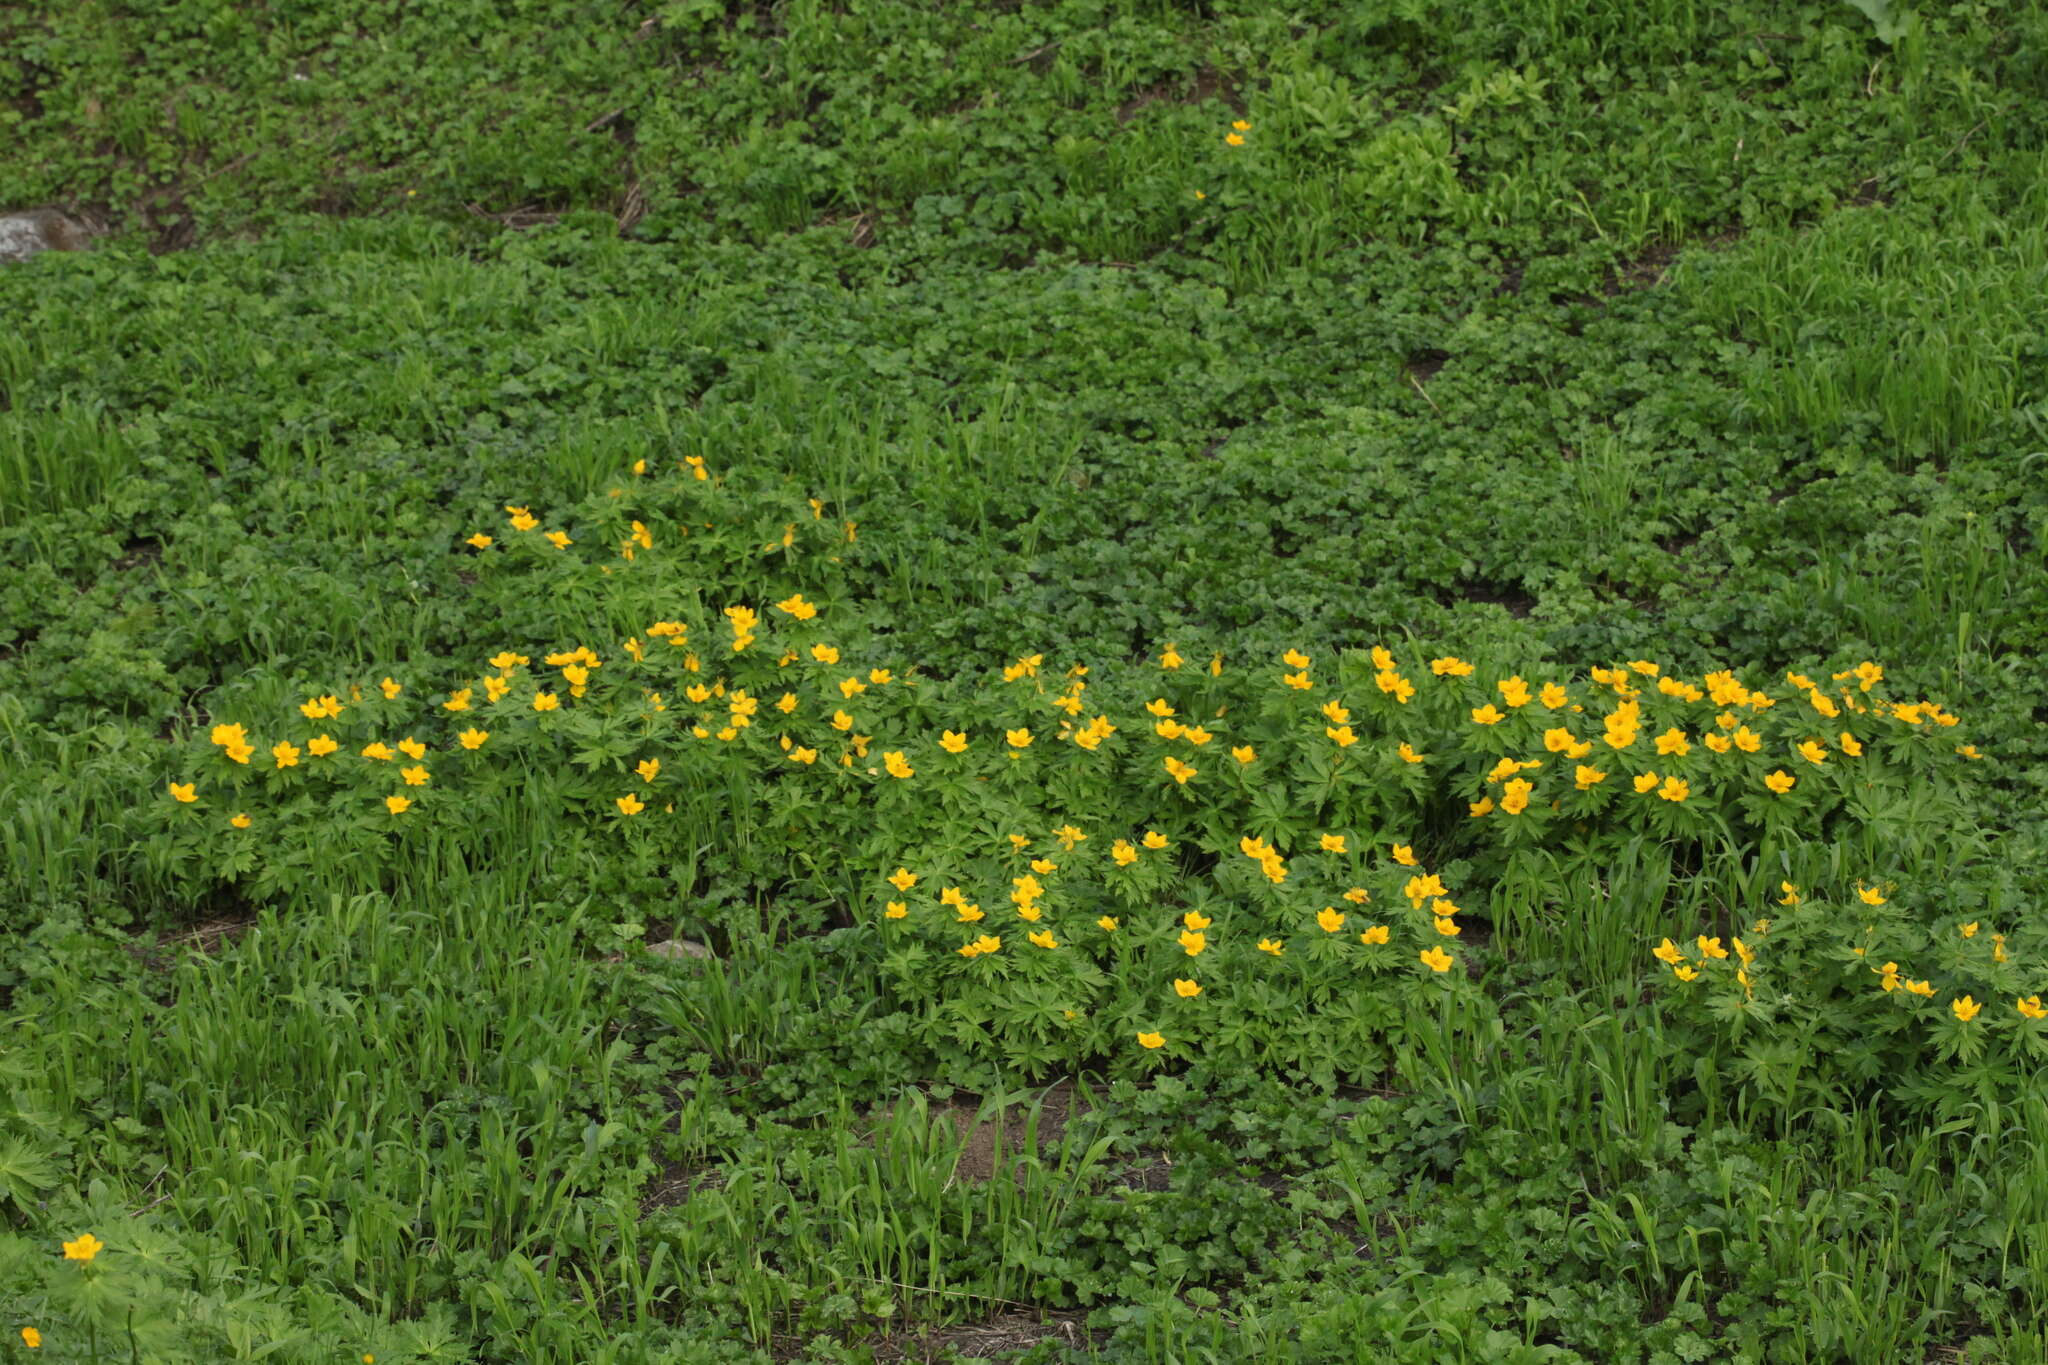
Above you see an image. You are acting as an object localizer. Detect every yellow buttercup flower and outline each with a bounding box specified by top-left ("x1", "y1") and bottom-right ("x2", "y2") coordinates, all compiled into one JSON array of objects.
[
  {"x1": 1258, "y1": 938, "x2": 1284, "y2": 955},
  {"x1": 1326, "y1": 724, "x2": 1357, "y2": 747},
  {"x1": 1398, "y1": 742, "x2": 1426, "y2": 764},
  {"x1": 1111, "y1": 840, "x2": 1138, "y2": 866},
  {"x1": 533, "y1": 691, "x2": 561, "y2": 712},
  {"x1": 1673, "y1": 964, "x2": 1699, "y2": 981},
  {"x1": 1007, "y1": 728, "x2": 1033, "y2": 749},
  {"x1": 1952, "y1": 996, "x2": 1983, "y2": 1022},
  {"x1": 169, "y1": 782, "x2": 197, "y2": 803},
  {"x1": 1657, "y1": 776, "x2": 1689, "y2": 802},
  {"x1": 1343, "y1": 887, "x2": 1370, "y2": 905},
  {"x1": 1857, "y1": 885, "x2": 1887, "y2": 906},
  {"x1": 1316, "y1": 907, "x2": 1346, "y2": 933},
  {"x1": 1419, "y1": 946, "x2": 1454, "y2": 973},
  {"x1": 1653, "y1": 938, "x2": 1682, "y2": 965},
  {"x1": 1470, "y1": 704, "x2": 1505, "y2": 726},
  {"x1": 2018, "y1": 996, "x2": 2046, "y2": 1020},
  {"x1": 1142, "y1": 830, "x2": 1169, "y2": 849},
  {"x1": 1137, "y1": 1031, "x2": 1165, "y2": 1049},
  {"x1": 272, "y1": 741, "x2": 301, "y2": 769},
  {"x1": 884, "y1": 901, "x2": 908, "y2": 919},
  {"x1": 1097, "y1": 916, "x2": 1119, "y2": 932},
  {"x1": 1232, "y1": 744, "x2": 1257, "y2": 764},
  {"x1": 62, "y1": 1233, "x2": 103, "y2": 1263},
  {"x1": 1159, "y1": 645, "x2": 1183, "y2": 670},
  {"x1": 1391, "y1": 844, "x2": 1418, "y2": 867},
  {"x1": 616, "y1": 793, "x2": 645, "y2": 815},
  {"x1": 384, "y1": 795, "x2": 411, "y2": 814},
  {"x1": 1163, "y1": 756, "x2": 1197, "y2": 785},
  {"x1": 1178, "y1": 929, "x2": 1207, "y2": 956},
  {"x1": 1764, "y1": 770, "x2": 1794, "y2": 794},
  {"x1": 1319, "y1": 833, "x2": 1347, "y2": 853},
  {"x1": 1654, "y1": 728, "x2": 1690, "y2": 756},
  {"x1": 883, "y1": 751, "x2": 915, "y2": 779},
  {"x1": 1173, "y1": 978, "x2": 1201, "y2": 998},
  {"x1": 230, "y1": 813, "x2": 252, "y2": 829},
  {"x1": 1359, "y1": 925, "x2": 1390, "y2": 945},
  {"x1": 774, "y1": 593, "x2": 817, "y2": 620},
  {"x1": 939, "y1": 730, "x2": 969, "y2": 753},
  {"x1": 1797, "y1": 739, "x2": 1828, "y2": 764},
  {"x1": 1574, "y1": 764, "x2": 1607, "y2": 789},
  {"x1": 1632, "y1": 772, "x2": 1659, "y2": 794},
  {"x1": 399, "y1": 764, "x2": 429, "y2": 787},
  {"x1": 1028, "y1": 929, "x2": 1059, "y2": 949},
  {"x1": 888, "y1": 867, "x2": 918, "y2": 892},
  {"x1": 1500, "y1": 779, "x2": 1533, "y2": 815},
  {"x1": 23, "y1": 1327, "x2": 42, "y2": 1348}
]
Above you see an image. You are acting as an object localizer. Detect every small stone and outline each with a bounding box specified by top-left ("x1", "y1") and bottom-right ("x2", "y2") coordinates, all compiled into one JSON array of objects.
[
  {"x1": 645, "y1": 938, "x2": 713, "y2": 961},
  {"x1": 0, "y1": 208, "x2": 93, "y2": 264}
]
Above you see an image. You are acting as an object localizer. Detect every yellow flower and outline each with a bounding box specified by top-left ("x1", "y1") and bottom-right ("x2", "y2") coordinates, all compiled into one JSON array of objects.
[
  {"x1": 1258, "y1": 938, "x2": 1284, "y2": 955},
  {"x1": 1398, "y1": 742, "x2": 1426, "y2": 764},
  {"x1": 1054, "y1": 824, "x2": 1086, "y2": 850},
  {"x1": 1282, "y1": 649, "x2": 1310, "y2": 669},
  {"x1": 1657, "y1": 776, "x2": 1689, "y2": 802},
  {"x1": 1112, "y1": 840, "x2": 1138, "y2": 866},
  {"x1": 1173, "y1": 978, "x2": 1201, "y2": 998},
  {"x1": 1316, "y1": 907, "x2": 1346, "y2": 933},
  {"x1": 24, "y1": 1327, "x2": 42, "y2": 1348},
  {"x1": 1469, "y1": 797, "x2": 1495, "y2": 817},
  {"x1": 1326, "y1": 724, "x2": 1357, "y2": 747},
  {"x1": 1653, "y1": 938, "x2": 1682, "y2": 965},
  {"x1": 1538, "y1": 683, "x2": 1569, "y2": 708},
  {"x1": 361, "y1": 742, "x2": 394, "y2": 761},
  {"x1": 1029, "y1": 929, "x2": 1059, "y2": 949},
  {"x1": 1500, "y1": 779, "x2": 1533, "y2": 815},
  {"x1": 1574, "y1": 764, "x2": 1607, "y2": 790},
  {"x1": 1778, "y1": 881, "x2": 1800, "y2": 906},
  {"x1": 1857, "y1": 885, "x2": 1887, "y2": 906},
  {"x1": 1497, "y1": 677, "x2": 1531, "y2": 708},
  {"x1": 1419, "y1": 946, "x2": 1454, "y2": 973},
  {"x1": 884, "y1": 901, "x2": 908, "y2": 919},
  {"x1": 883, "y1": 751, "x2": 915, "y2": 779},
  {"x1": 1181, "y1": 911, "x2": 1213, "y2": 932},
  {"x1": 2018, "y1": 996, "x2": 2046, "y2": 1020},
  {"x1": 1232, "y1": 744, "x2": 1257, "y2": 764},
  {"x1": 633, "y1": 757, "x2": 660, "y2": 783},
  {"x1": 230, "y1": 813, "x2": 252, "y2": 829},
  {"x1": 1137, "y1": 1031, "x2": 1165, "y2": 1049},
  {"x1": 1960, "y1": 922, "x2": 1979, "y2": 938},
  {"x1": 1703, "y1": 733, "x2": 1732, "y2": 753},
  {"x1": 1007, "y1": 728, "x2": 1033, "y2": 749},
  {"x1": 939, "y1": 730, "x2": 968, "y2": 753},
  {"x1": 62, "y1": 1233, "x2": 104, "y2": 1263},
  {"x1": 1429, "y1": 656, "x2": 1475, "y2": 677},
  {"x1": 955, "y1": 902, "x2": 985, "y2": 923},
  {"x1": 384, "y1": 795, "x2": 411, "y2": 814},
  {"x1": 1403, "y1": 874, "x2": 1447, "y2": 903},
  {"x1": 1696, "y1": 936, "x2": 1728, "y2": 960},
  {"x1": 1143, "y1": 830, "x2": 1169, "y2": 849},
  {"x1": 169, "y1": 782, "x2": 197, "y2": 804},
  {"x1": 273, "y1": 741, "x2": 301, "y2": 769},
  {"x1": 1359, "y1": 925, "x2": 1390, "y2": 945},
  {"x1": 790, "y1": 746, "x2": 818, "y2": 764},
  {"x1": 1764, "y1": 769, "x2": 1795, "y2": 793},
  {"x1": 776, "y1": 692, "x2": 798, "y2": 714},
  {"x1": 396, "y1": 737, "x2": 426, "y2": 760},
  {"x1": 1178, "y1": 929, "x2": 1207, "y2": 956},
  {"x1": 1343, "y1": 887, "x2": 1370, "y2": 904},
  {"x1": 1839, "y1": 731, "x2": 1863, "y2": 757},
  {"x1": 1673, "y1": 964, "x2": 1699, "y2": 981},
  {"x1": 886, "y1": 868, "x2": 922, "y2": 896},
  {"x1": 1797, "y1": 739, "x2": 1828, "y2": 764},
  {"x1": 1031, "y1": 857, "x2": 1059, "y2": 874},
  {"x1": 1283, "y1": 670, "x2": 1313, "y2": 690},
  {"x1": 379, "y1": 677, "x2": 402, "y2": 700},
  {"x1": 399, "y1": 764, "x2": 430, "y2": 787},
  {"x1": 534, "y1": 691, "x2": 561, "y2": 712},
  {"x1": 774, "y1": 593, "x2": 817, "y2": 620},
  {"x1": 1384, "y1": 846, "x2": 1416, "y2": 870},
  {"x1": 1632, "y1": 773, "x2": 1659, "y2": 794},
  {"x1": 1159, "y1": 645, "x2": 1183, "y2": 669},
  {"x1": 616, "y1": 793, "x2": 645, "y2": 815},
  {"x1": 1098, "y1": 916, "x2": 1119, "y2": 932},
  {"x1": 1470, "y1": 704, "x2": 1505, "y2": 726},
  {"x1": 484, "y1": 676, "x2": 510, "y2": 702},
  {"x1": 1733, "y1": 726, "x2": 1762, "y2": 753},
  {"x1": 839, "y1": 677, "x2": 866, "y2": 699},
  {"x1": 1654, "y1": 728, "x2": 1690, "y2": 756},
  {"x1": 1319, "y1": 833, "x2": 1347, "y2": 853}
]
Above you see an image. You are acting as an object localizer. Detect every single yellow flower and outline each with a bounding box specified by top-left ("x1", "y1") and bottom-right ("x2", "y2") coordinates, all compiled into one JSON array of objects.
[
  {"x1": 1173, "y1": 978, "x2": 1201, "y2": 998},
  {"x1": 1398, "y1": 742, "x2": 1426, "y2": 764},
  {"x1": 939, "y1": 730, "x2": 969, "y2": 753},
  {"x1": 1657, "y1": 776, "x2": 1689, "y2": 802},
  {"x1": 1178, "y1": 929, "x2": 1207, "y2": 956},
  {"x1": 379, "y1": 677, "x2": 402, "y2": 699},
  {"x1": 457, "y1": 728, "x2": 488, "y2": 751},
  {"x1": 24, "y1": 1327, "x2": 43, "y2": 1349},
  {"x1": 1574, "y1": 764, "x2": 1607, "y2": 789},
  {"x1": 1960, "y1": 922, "x2": 1978, "y2": 938},
  {"x1": 1469, "y1": 796, "x2": 1495, "y2": 817},
  {"x1": 1112, "y1": 840, "x2": 1138, "y2": 866},
  {"x1": 273, "y1": 741, "x2": 301, "y2": 769},
  {"x1": 1137, "y1": 1031, "x2": 1165, "y2": 1049},
  {"x1": 1319, "y1": 833, "x2": 1347, "y2": 853},
  {"x1": 1163, "y1": 756, "x2": 1197, "y2": 785},
  {"x1": 1858, "y1": 885, "x2": 1887, "y2": 906},
  {"x1": 384, "y1": 795, "x2": 411, "y2": 815},
  {"x1": 1258, "y1": 938, "x2": 1284, "y2": 955},
  {"x1": 1696, "y1": 936, "x2": 1728, "y2": 960},
  {"x1": 1797, "y1": 739, "x2": 1828, "y2": 764},
  {"x1": 1028, "y1": 929, "x2": 1059, "y2": 949},
  {"x1": 2017, "y1": 996, "x2": 2046, "y2": 1020},
  {"x1": 1778, "y1": 881, "x2": 1800, "y2": 905},
  {"x1": 883, "y1": 751, "x2": 915, "y2": 779},
  {"x1": 1142, "y1": 830, "x2": 1169, "y2": 849},
  {"x1": 1326, "y1": 724, "x2": 1358, "y2": 747},
  {"x1": 169, "y1": 782, "x2": 197, "y2": 804},
  {"x1": 61, "y1": 1233, "x2": 104, "y2": 1262},
  {"x1": 1054, "y1": 824, "x2": 1086, "y2": 849},
  {"x1": 1419, "y1": 946, "x2": 1454, "y2": 973},
  {"x1": 1653, "y1": 938, "x2": 1682, "y2": 965},
  {"x1": 230, "y1": 813, "x2": 252, "y2": 829},
  {"x1": 1470, "y1": 704, "x2": 1505, "y2": 726},
  {"x1": 1007, "y1": 728, "x2": 1033, "y2": 749},
  {"x1": 533, "y1": 691, "x2": 561, "y2": 712},
  {"x1": 1500, "y1": 778, "x2": 1533, "y2": 815},
  {"x1": 361, "y1": 741, "x2": 394, "y2": 761},
  {"x1": 1232, "y1": 744, "x2": 1257, "y2": 764},
  {"x1": 1359, "y1": 925, "x2": 1390, "y2": 945},
  {"x1": 1097, "y1": 916, "x2": 1119, "y2": 932},
  {"x1": 774, "y1": 593, "x2": 817, "y2": 620},
  {"x1": 1632, "y1": 772, "x2": 1660, "y2": 794},
  {"x1": 1316, "y1": 907, "x2": 1346, "y2": 933},
  {"x1": 399, "y1": 764, "x2": 430, "y2": 787},
  {"x1": 1673, "y1": 964, "x2": 1699, "y2": 981},
  {"x1": 884, "y1": 901, "x2": 908, "y2": 919},
  {"x1": 1764, "y1": 769, "x2": 1795, "y2": 793},
  {"x1": 1343, "y1": 887, "x2": 1370, "y2": 904}
]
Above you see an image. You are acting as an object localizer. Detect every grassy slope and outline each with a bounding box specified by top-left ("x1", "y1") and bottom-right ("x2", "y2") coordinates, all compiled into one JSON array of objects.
[{"x1": 4, "y1": 1, "x2": 2048, "y2": 1361}]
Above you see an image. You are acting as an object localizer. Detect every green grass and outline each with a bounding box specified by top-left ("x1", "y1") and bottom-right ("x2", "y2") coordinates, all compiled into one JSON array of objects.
[{"x1": 4, "y1": 0, "x2": 2048, "y2": 1361}]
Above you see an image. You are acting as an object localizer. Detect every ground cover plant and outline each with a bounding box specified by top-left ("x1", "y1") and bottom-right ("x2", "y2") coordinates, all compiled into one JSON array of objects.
[{"x1": 3, "y1": 0, "x2": 2048, "y2": 1360}]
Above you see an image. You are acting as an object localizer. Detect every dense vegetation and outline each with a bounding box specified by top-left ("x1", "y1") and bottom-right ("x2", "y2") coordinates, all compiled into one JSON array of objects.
[{"x1": 3, "y1": 0, "x2": 2047, "y2": 1360}]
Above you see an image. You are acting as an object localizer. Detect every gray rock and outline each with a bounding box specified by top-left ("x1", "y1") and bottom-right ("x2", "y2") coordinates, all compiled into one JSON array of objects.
[
  {"x1": 0, "y1": 208, "x2": 94, "y2": 264},
  {"x1": 646, "y1": 938, "x2": 713, "y2": 961}
]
